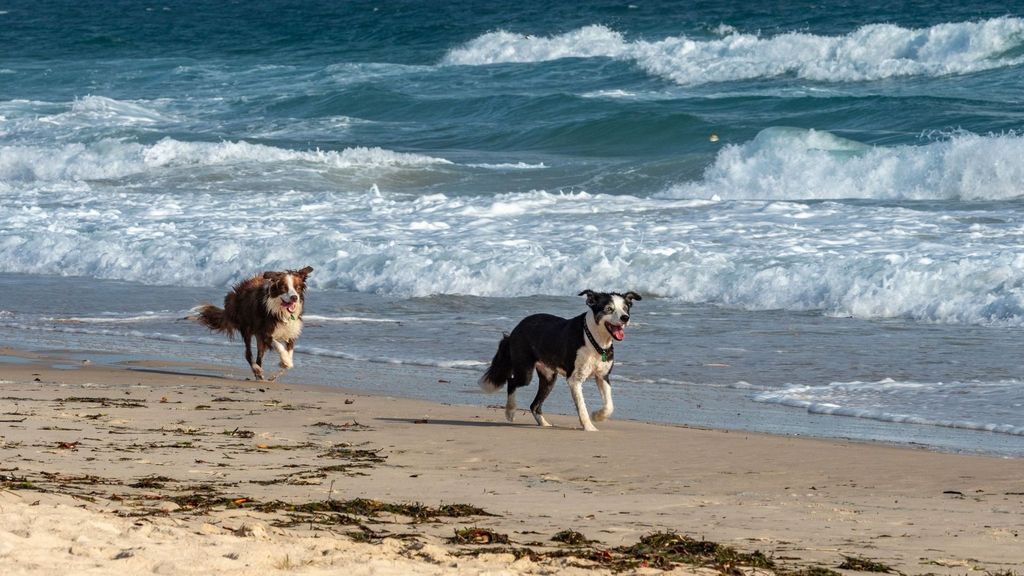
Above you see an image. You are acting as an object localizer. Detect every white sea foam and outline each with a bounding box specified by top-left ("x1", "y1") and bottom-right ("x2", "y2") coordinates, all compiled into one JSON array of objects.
[
  {"x1": 302, "y1": 345, "x2": 484, "y2": 370},
  {"x1": 444, "y1": 17, "x2": 1024, "y2": 85},
  {"x1": 51, "y1": 313, "x2": 183, "y2": 324},
  {"x1": 3, "y1": 128, "x2": 1024, "y2": 326},
  {"x1": 662, "y1": 127, "x2": 1024, "y2": 201},
  {"x1": 3, "y1": 178, "x2": 1024, "y2": 326},
  {"x1": 0, "y1": 97, "x2": 180, "y2": 143},
  {"x1": 0, "y1": 138, "x2": 450, "y2": 183},
  {"x1": 465, "y1": 162, "x2": 548, "y2": 170},
  {"x1": 303, "y1": 315, "x2": 401, "y2": 324},
  {"x1": 141, "y1": 139, "x2": 451, "y2": 170},
  {"x1": 755, "y1": 379, "x2": 1024, "y2": 436},
  {"x1": 68, "y1": 95, "x2": 179, "y2": 125},
  {"x1": 0, "y1": 322, "x2": 230, "y2": 347},
  {"x1": 444, "y1": 25, "x2": 630, "y2": 65},
  {"x1": 580, "y1": 89, "x2": 640, "y2": 99}
]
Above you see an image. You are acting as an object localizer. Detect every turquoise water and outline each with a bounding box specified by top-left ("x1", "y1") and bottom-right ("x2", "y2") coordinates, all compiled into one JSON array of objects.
[{"x1": 2, "y1": 1, "x2": 1024, "y2": 453}]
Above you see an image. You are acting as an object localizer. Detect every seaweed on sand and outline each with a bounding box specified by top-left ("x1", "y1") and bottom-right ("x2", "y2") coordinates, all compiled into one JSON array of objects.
[
  {"x1": 551, "y1": 529, "x2": 593, "y2": 546},
  {"x1": 56, "y1": 397, "x2": 146, "y2": 408},
  {"x1": 256, "y1": 498, "x2": 493, "y2": 524},
  {"x1": 838, "y1": 556, "x2": 894, "y2": 573},
  {"x1": 449, "y1": 527, "x2": 510, "y2": 545},
  {"x1": 454, "y1": 530, "x2": 776, "y2": 574},
  {"x1": 128, "y1": 475, "x2": 176, "y2": 489}
]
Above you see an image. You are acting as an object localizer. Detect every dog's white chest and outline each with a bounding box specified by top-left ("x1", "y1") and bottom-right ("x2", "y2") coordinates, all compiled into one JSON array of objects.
[
  {"x1": 273, "y1": 318, "x2": 303, "y2": 342},
  {"x1": 574, "y1": 347, "x2": 613, "y2": 378},
  {"x1": 592, "y1": 356, "x2": 613, "y2": 377}
]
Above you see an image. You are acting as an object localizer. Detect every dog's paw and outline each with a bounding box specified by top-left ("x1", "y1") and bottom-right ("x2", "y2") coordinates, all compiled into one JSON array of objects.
[
  {"x1": 591, "y1": 409, "x2": 612, "y2": 422},
  {"x1": 582, "y1": 424, "x2": 599, "y2": 432},
  {"x1": 251, "y1": 364, "x2": 265, "y2": 380},
  {"x1": 533, "y1": 412, "x2": 552, "y2": 427},
  {"x1": 278, "y1": 359, "x2": 293, "y2": 369},
  {"x1": 505, "y1": 409, "x2": 516, "y2": 423}
]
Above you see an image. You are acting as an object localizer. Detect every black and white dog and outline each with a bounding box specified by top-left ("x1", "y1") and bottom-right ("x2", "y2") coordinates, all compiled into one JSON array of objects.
[{"x1": 479, "y1": 290, "x2": 641, "y2": 431}]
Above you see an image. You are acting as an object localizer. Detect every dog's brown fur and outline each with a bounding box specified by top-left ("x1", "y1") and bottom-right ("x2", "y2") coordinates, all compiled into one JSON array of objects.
[{"x1": 193, "y1": 266, "x2": 313, "y2": 381}]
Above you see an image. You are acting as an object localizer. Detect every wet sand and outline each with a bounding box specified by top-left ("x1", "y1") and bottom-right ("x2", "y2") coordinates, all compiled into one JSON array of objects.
[{"x1": 1, "y1": 348, "x2": 1022, "y2": 575}]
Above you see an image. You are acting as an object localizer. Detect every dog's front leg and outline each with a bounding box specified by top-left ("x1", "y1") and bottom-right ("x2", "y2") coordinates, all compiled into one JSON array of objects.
[
  {"x1": 592, "y1": 375, "x2": 614, "y2": 422},
  {"x1": 567, "y1": 373, "x2": 598, "y2": 432},
  {"x1": 273, "y1": 339, "x2": 293, "y2": 369}
]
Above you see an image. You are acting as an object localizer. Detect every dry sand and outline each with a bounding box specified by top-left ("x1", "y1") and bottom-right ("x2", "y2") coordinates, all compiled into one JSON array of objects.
[{"x1": 1, "y1": 347, "x2": 1022, "y2": 575}]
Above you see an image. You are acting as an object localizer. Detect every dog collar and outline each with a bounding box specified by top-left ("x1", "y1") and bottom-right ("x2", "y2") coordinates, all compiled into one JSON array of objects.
[{"x1": 583, "y1": 322, "x2": 614, "y2": 362}]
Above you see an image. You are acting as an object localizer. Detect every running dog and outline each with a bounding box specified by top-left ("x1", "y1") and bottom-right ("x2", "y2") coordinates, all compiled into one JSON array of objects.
[
  {"x1": 192, "y1": 266, "x2": 313, "y2": 381},
  {"x1": 479, "y1": 289, "x2": 641, "y2": 431}
]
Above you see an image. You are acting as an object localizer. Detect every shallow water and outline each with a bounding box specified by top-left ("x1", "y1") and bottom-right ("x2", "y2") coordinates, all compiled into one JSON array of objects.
[{"x1": 1, "y1": 274, "x2": 1021, "y2": 456}]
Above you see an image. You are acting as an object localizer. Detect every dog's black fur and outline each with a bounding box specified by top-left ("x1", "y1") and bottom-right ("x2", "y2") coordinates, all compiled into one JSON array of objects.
[{"x1": 480, "y1": 289, "x2": 641, "y2": 431}]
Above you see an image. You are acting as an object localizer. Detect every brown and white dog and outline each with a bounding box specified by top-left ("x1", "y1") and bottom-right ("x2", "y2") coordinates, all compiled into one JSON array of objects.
[{"x1": 192, "y1": 266, "x2": 313, "y2": 381}]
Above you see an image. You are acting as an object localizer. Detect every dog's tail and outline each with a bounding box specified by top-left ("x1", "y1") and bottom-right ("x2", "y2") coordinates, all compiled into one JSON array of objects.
[
  {"x1": 479, "y1": 333, "x2": 512, "y2": 393},
  {"x1": 189, "y1": 304, "x2": 237, "y2": 338}
]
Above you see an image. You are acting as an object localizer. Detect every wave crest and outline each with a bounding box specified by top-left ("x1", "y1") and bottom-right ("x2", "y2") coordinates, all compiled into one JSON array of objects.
[
  {"x1": 662, "y1": 127, "x2": 1024, "y2": 201},
  {"x1": 444, "y1": 17, "x2": 1024, "y2": 84},
  {"x1": 0, "y1": 138, "x2": 451, "y2": 183}
]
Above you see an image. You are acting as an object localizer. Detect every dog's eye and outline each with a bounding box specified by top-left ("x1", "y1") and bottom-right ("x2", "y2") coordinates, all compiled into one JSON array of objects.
[{"x1": 603, "y1": 306, "x2": 613, "y2": 313}]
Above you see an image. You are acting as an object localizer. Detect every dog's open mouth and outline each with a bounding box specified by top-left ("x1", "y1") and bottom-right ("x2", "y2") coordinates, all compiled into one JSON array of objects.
[
  {"x1": 282, "y1": 299, "x2": 298, "y2": 314},
  {"x1": 605, "y1": 321, "x2": 625, "y2": 341}
]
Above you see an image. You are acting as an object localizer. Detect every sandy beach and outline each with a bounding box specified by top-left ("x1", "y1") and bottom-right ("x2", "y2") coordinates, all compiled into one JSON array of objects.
[
  {"x1": 1, "y1": 348, "x2": 1021, "y2": 575},
  {"x1": 7, "y1": 2, "x2": 1024, "y2": 575}
]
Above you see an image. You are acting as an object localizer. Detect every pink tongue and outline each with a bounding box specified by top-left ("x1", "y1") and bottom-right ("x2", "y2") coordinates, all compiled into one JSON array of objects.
[
  {"x1": 284, "y1": 302, "x2": 297, "y2": 313},
  {"x1": 610, "y1": 325, "x2": 625, "y2": 341}
]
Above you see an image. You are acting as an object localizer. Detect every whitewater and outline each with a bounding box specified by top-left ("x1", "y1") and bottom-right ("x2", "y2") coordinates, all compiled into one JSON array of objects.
[
  {"x1": 2, "y1": 1, "x2": 1023, "y2": 454},
  {"x1": 5, "y1": 126, "x2": 1024, "y2": 327}
]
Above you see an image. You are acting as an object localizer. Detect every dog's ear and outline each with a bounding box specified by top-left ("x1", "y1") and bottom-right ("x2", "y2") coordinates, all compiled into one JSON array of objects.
[
  {"x1": 624, "y1": 291, "x2": 642, "y2": 303},
  {"x1": 261, "y1": 271, "x2": 282, "y2": 289},
  {"x1": 578, "y1": 289, "x2": 597, "y2": 306},
  {"x1": 296, "y1": 266, "x2": 313, "y2": 278}
]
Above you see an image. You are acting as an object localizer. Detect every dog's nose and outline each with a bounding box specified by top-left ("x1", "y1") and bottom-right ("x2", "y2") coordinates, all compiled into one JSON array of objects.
[
  {"x1": 621, "y1": 314, "x2": 630, "y2": 323},
  {"x1": 288, "y1": 294, "x2": 298, "y2": 302}
]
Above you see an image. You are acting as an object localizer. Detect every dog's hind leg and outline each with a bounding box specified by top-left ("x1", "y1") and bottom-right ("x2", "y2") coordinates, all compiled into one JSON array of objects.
[
  {"x1": 592, "y1": 375, "x2": 614, "y2": 422},
  {"x1": 243, "y1": 333, "x2": 264, "y2": 381},
  {"x1": 530, "y1": 366, "x2": 557, "y2": 427},
  {"x1": 505, "y1": 389, "x2": 517, "y2": 422},
  {"x1": 505, "y1": 365, "x2": 532, "y2": 423},
  {"x1": 253, "y1": 337, "x2": 270, "y2": 381}
]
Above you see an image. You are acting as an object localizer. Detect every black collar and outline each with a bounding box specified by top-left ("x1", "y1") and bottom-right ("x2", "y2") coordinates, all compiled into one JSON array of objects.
[{"x1": 583, "y1": 321, "x2": 614, "y2": 362}]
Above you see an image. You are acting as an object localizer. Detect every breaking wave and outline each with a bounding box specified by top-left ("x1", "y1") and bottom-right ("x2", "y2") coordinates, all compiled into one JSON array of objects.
[
  {"x1": 0, "y1": 138, "x2": 451, "y2": 183},
  {"x1": 662, "y1": 127, "x2": 1024, "y2": 201},
  {"x1": 444, "y1": 17, "x2": 1024, "y2": 85}
]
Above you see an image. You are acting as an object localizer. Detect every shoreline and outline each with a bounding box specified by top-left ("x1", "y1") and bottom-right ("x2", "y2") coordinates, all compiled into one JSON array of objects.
[
  {"x1": 2, "y1": 347, "x2": 1023, "y2": 574},
  {"x1": 3, "y1": 272, "x2": 1023, "y2": 459}
]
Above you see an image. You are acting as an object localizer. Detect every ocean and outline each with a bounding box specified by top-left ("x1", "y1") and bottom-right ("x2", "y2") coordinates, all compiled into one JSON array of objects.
[{"x1": 2, "y1": 0, "x2": 1023, "y2": 455}]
